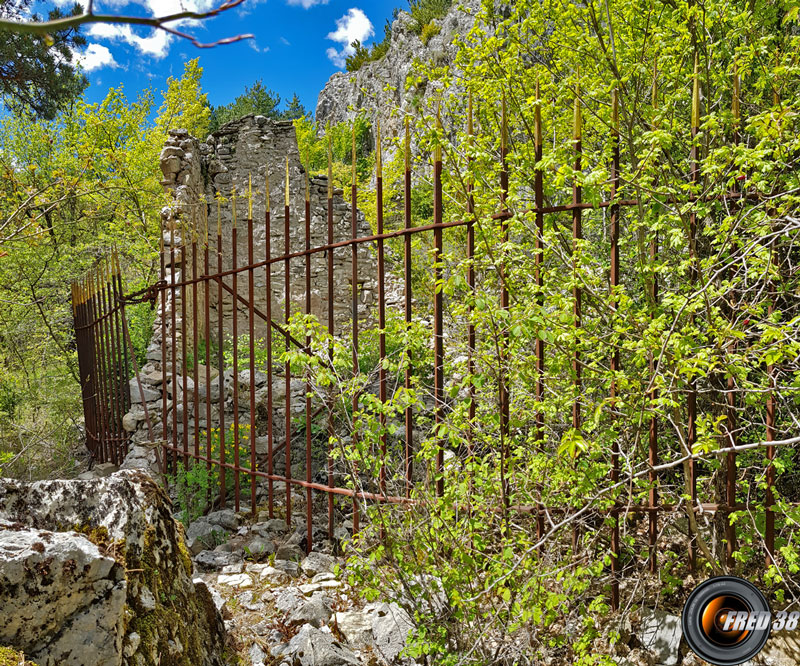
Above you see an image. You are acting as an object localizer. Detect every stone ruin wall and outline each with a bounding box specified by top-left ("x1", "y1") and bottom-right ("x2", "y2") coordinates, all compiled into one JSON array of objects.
[{"x1": 122, "y1": 116, "x2": 378, "y2": 460}]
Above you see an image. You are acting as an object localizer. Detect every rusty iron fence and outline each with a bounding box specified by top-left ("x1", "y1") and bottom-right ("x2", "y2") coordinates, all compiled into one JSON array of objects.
[{"x1": 72, "y1": 75, "x2": 788, "y2": 611}]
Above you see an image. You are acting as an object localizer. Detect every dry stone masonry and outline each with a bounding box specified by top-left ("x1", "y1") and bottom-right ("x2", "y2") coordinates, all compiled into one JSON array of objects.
[{"x1": 124, "y1": 116, "x2": 378, "y2": 456}]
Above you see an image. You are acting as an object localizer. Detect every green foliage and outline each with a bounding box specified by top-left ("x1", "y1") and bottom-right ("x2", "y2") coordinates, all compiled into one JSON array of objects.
[
  {"x1": 408, "y1": 0, "x2": 452, "y2": 35},
  {"x1": 155, "y1": 58, "x2": 210, "y2": 138},
  {"x1": 282, "y1": 0, "x2": 800, "y2": 660},
  {"x1": 126, "y1": 302, "x2": 157, "y2": 369},
  {"x1": 0, "y1": 59, "x2": 211, "y2": 478},
  {"x1": 169, "y1": 424, "x2": 253, "y2": 523},
  {"x1": 0, "y1": 0, "x2": 87, "y2": 120},
  {"x1": 171, "y1": 461, "x2": 213, "y2": 525},
  {"x1": 419, "y1": 21, "x2": 441, "y2": 46},
  {"x1": 295, "y1": 114, "x2": 374, "y2": 190}
]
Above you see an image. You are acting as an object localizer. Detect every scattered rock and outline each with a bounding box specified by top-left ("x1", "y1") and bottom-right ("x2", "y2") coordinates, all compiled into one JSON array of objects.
[
  {"x1": 638, "y1": 609, "x2": 681, "y2": 666},
  {"x1": 276, "y1": 543, "x2": 306, "y2": 562},
  {"x1": 334, "y1": 611, "x2": 373, "y2": 649},
  {"x1": 207, "y1": 508, "x2": 240, "y2": 531},
  {"x1": 287, "y1": 594, "x2": 333, "y2": 628},
  {"x1": 282, "y1": 624, "x2": 361, "y2": 666},
  {"x1": 370, "y1": 602, "x2": 414, "y2": 665},
  {"x1": 217, "y1": 573, "x2": 253, "y2": 589},
  {"x1": 194, "y1": 549, "x2": 243, "y2": 571},
  {"x1": 301, "y1": 551, "x2": 337, "y2": 578}
]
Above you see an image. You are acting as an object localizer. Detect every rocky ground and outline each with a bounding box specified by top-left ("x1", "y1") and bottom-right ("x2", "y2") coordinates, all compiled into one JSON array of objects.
[{"x1": 183, "y1": 491, "x2": 415, "y2": 666}]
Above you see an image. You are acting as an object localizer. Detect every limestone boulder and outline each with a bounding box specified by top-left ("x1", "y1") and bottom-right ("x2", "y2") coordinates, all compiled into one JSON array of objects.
[{"x1": 0, "y1": 470, "x2": 226, "y2": 666}]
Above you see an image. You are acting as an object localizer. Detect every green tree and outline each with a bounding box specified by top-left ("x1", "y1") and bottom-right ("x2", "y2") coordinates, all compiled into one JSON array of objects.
[
  {"x1": 208, "y1": 80, "x2": 281, "y2": 132},
  {"x1": 0, "y1": 0, "x2": 87, "y2": 119},
  {"x1": 155, "y1": 58, "x2": 210, "y2": 138},
  {"x1": 280, "y1": 93, "x2": 306, "y2": 121}
]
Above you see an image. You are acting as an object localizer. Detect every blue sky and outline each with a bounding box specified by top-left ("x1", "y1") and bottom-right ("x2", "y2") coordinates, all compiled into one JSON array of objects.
[{"x1": 58, "y1": 0, "x2": 400, "y2": 116}]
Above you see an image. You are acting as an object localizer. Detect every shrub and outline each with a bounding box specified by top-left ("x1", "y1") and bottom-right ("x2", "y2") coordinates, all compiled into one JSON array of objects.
[
  {"x1": 420, "y1": 21, "x2": 442, "y2": 45},
  {"x1": 409, "y1": 0, "x2": 452, "y2": 35}
]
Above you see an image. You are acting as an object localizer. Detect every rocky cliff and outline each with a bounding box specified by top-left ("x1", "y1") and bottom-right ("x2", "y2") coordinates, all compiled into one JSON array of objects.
[{"x1": 315, "y1": 0, "x2": 482, "y2": 140}]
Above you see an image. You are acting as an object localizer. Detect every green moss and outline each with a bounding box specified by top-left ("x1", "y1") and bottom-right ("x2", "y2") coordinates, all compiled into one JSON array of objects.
[
  {"x1": 72, "y1": 524, "x2": 127, "y2": 566},
  {"x1": 0, "y1": 646, "x2": 35, "y2": 666},
  {"x1": 175, "y1": 524, "x2": 194, "y2": 577}
]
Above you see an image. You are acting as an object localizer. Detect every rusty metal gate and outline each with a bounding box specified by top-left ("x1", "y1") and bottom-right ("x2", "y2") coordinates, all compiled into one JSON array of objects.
[{"x1": 73, "y1": 78, "x2": 789, "y2": 611}]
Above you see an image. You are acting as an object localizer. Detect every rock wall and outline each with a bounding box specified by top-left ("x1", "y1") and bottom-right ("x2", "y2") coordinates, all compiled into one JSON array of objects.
[
  {"x1": 0, "y1": 471, "x2": 226, "y2": 666},
  {"x1": 122, "y1": 116, "x2": 379, "y2": 454},
  {"x1": 315, "y1": 0, "x2": 482, "y2": 141},
  {"x1": 160, "y1": 116, "x2": 377, "y2": 335}
]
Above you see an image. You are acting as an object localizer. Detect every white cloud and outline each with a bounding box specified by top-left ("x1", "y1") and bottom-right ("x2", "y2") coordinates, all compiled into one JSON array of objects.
[
  {"x1": 75, "y1": 43, "x2": 118, "y2": 72},
  {"x1": 287, "y1": 0, "x2": 329, "y2": 7},
  {"x1": 84, "y1": 0, "x2": 219, "y2": 59},
  {"x1": 325, "y1": 8, "x2": 373, "y2": 69},
  {"x1": 249, "y1": 40, "x2": 269, "y2": 53},
  {"x1": 88, "y1": 22, "x2": 172, "y2": 59},
  {"x1": 280, "y1": 36, "x2": 290, "y2": 45}
]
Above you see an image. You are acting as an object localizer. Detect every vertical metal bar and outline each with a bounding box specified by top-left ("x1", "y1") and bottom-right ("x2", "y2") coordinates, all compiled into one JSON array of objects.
[
  {"x1": 285, "y1": 157, "x2": 293, "y2": 528},
  {"x1": 181, "y1": 216, "x2": 190, "y2": 468},
  {"x1": 687, "y1": 57, "x2": 700, "y2": 572},
  {"x1": 534, "y1": 80, "x2": 546, "y2": 547},
  {"x1": 571, "y1": 83, "x2": 583, "y2": 553},
  {"x1": 403, "y1": 117, "x2": 414, "y2": 497},
  {"x1": 83, "y1": 278, "x2": 99, "y2": 460},
  {"x1": 216, "y1": 198, "x2": 227, "y2": 508},
  {"x1": 433, "y1": 117, "x2": 445, "y2": 499},
  {"x1": 100, "y1": 264, "x2": 121, "y2": 464},
  {"x1": 110, "y1": 256, "x2": 130, "y2": 459},
  {"x1": 467, "y1": 94, "x2": 476, "y2": 512},
  {"x1": 88, "y1": 276, "x2": 104, "y2": 461},
  {"x1": 265, "y1": 170, "x2": 275, "y2": 519},
  {"x1": 766, "y1": 290, "x2": 776, "y2": 566},
  {"x1": 76, "y1": 282, "x2": 95, "y2": 458},
  {"x1": 109, "y1": 253, "x2": 130, "y2": 460},
  {"x1": 73, "y1": 285, "x2": 94, "y2": 459},
  {"x1": 95, "y1": 267, "x2": 112, "y2": 463},
  {"x1": 232, "y1": 187, "x2": 241, "y2": 513},
  {"x1": 572, "y1": 87, "x2": 582, "y2": 436},
  {"x1": 204, "y1": 202, "x2": 212, "y2": 478},
  {"x1": 170, "y1": 220, "x2": 179, "y2": 474},
  {"x1": 350, "y1": 128, "x2": 360, "y2": 535},
  {"x1": 304, "y1": 164, "x2": 313, "y2": 552},
  {"x1": 116, "y1": 254, "x2": 154, "y2": 448},
  {"x1": 114, "y1": 254, "x2": 131, "y2": 430},
  {"x1": 725, "y1": 67, "x2": 741, "y2": 570},
  {"x1": 248, "y1": 177, "x2": 258, "y2": 517},
  {"x1": 649, "y1": 74, "x2": 659, "y2": 575},
  {"x1": 326, "y1": 135, "x2": 335, "y2": 538},
  {"x1": 94, "y1": 270, "x2": 112, "y2": 464},
  {"x1": 377, "y1": 122, "x2": 387, "y2": 502},
  {"x1": 609, "y1": 89, "x2": 621, "y2": 609},
  {"x1": 160, "y1": 227, "x2": 168, "y2": 473},
  {"x1": 193, "y1": 208, "x2": 200, "y2": 463},
  {"x1": 85, "y1": 276, "x2": 101, "y2": 462},
  {"x1": 180, "y1": 219, "x2": 190, "y2": 469},
  {"x1": 499, "y1": 95, "x2": 509, "y2": 514}
]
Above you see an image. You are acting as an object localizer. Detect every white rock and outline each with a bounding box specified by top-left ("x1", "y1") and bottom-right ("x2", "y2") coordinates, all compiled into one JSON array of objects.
[{"x1": 217, "y1": 573, "x2": 253, "y2": 589}]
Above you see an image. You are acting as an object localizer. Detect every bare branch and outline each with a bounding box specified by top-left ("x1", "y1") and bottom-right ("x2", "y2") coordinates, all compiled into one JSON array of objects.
[{"x1": 0, "y1": 0, "x2": 254, "y2": 49}]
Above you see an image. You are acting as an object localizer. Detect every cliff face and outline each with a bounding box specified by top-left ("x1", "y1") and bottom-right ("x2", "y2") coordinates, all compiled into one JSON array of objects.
[{"x1": 315, "y1": 0, "x2": 482, "y2": 140}]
